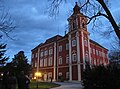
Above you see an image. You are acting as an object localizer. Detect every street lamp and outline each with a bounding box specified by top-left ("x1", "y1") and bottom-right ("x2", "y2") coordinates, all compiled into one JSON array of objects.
[{"x1": 35, "y1": 72, "x2": 42, "y2": 88}]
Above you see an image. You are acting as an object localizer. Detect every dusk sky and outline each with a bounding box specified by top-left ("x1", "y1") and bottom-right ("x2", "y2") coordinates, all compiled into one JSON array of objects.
[{"x1": 1, "y1": 0, "x2": 120, "y2": 63}]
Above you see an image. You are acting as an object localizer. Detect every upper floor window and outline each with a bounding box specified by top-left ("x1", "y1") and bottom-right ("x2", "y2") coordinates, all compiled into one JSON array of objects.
[
  {"x1": 44, "y1": 50, "x2": 48, "y2": 56},
  {"x1": 44, "y1": 58, "x2": 47, "y2": 67},
  {"x1": 93, "y1": 49, "x2": 95, "y2": 54},
  {"x1": 59, "y1": 45, "x2": 62, "y2": 52},
  {"x1": 94, "y1": 59, "x2": 96, "y2": 65},
  {"x1": 90, "y1": 48, "x2": 92, "y2": 53},
  {"x1": 72, "y1": 21, "x2": 76, "y2": 30},
  {"x1": 99, "y1": 51, "x2": 101, "y2": 56},
  {"x1": 48, "y1": 57, "x2": 52, "y2": 66},
  {"x1": 85, "y1": 52, "x2": 89, "y2": 62},
  {"x1": 66, "y1": 43, "x2": 69, "y2": 50},
  {"x1": 84, "y1": 39, "x2": 88, "y2": 46},
  {"x1": 35, "y1": 53, "x2": 38, "y2": 58},
  {"x1": 35, "y1": 61, "x2": 37, "y2": 67},
  {"x1": 82, "y1": 22, "x2": 85, "y2": 28},
  {"x1": 58, "y1": 57, "x2": 62, "y2": 65},
  {"x1": 49, "y1": 48, "x2": 53, "y2": 55},
  {"x1": 72, "y1": 39, "x2": 76, "y2": 47},
  {"x1": 72, "y1": 53, "x2": 77, "y2": 62},
  {"x1": 96, "y1": 50, "x2": 98, "y2": 55},
  {"x1": 32, "y1": 54, "x2": 34, "y2": 58},
  {"x1": 41, "y1": 51, "x2": 43, "y2": 57},
  {"x1": 40, "y1": 59, "x2": 43, "y2": 67},
  {"x1": 66, "y1": 55, "x2": 69, "y2": 64}
]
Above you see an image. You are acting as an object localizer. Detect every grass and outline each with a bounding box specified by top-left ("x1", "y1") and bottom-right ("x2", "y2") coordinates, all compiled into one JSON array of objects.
[{"x1": 17, "y1": 81, "x2": 60, "y2": 89}]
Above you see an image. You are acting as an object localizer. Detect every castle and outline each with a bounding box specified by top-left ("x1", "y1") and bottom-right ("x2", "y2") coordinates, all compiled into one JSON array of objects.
[{"x1": 31, "y1": 2, "x2": 109, "y2": 81}]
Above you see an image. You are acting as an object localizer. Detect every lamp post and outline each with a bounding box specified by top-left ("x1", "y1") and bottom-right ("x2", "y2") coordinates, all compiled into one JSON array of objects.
[{"x1": 35, "y1": 72, "x2": 42, "y2": 88}]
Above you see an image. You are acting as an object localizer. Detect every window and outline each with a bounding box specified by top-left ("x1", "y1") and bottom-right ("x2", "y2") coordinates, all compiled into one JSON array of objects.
[
  {"x1": 59, "y1": 45, "x2": 62, "y2": 52},
  {"x1": 66, "y1": 43, "x2": 69, "y2": 50},
  {"x1": 41, "y1": 51, "x2": 43, "y2": 57},
  {"x1": 72, "y1": 53, "x2": 77, "y2": 62},
  {"x1": 44, "y1": 50, "x2": 48, "y2": 56},
  {"x1": 32, "y1": 54, "x2": 34, "y2": 58},
  {"x1": 49, "y1": 48, "x2": 53, "y2": 55},
  {"x1": 94, "y1": 59, "x2": 96, "y2": 65},
  {"x1": 66, "y1": 72, "x2": 69, "y2": 80},
  {"x1": 72, "y1": 21, "x2": 76, "y2": 30},
  {"x1": 58, "y1": 72, "x2": 62, "y2": 76},
  {"x1": 40, "y1": 59, "x2": 43, "y2": 67},
  {"x1": 100, "y1": 59, "x2": 103, "y2": 64},
  {"x1": 48, "y1": 57, "x2": 52, "y2": 66},
  {"x1": 82, "y1": 22, "x2": 85, "y2": 28},
  {"x1": 84, "y1": 39, "x2": 88, "y2": 46},
  {"x1": 85, "y1": 53, "x2": 89, "y2": 62},
  {"x1": 96, "y1": 50, "x2": 98, "y2": 55},
  {"x1": 35, "y1": 61, "x2": 37, "y2": 67},
  {"x1": 35, "y1": 53, "x2": 38, "y2": 58},
  {"x1": 72, "y1": 39, "x2": 76, "y2": 47},
  {"x1": 99, "y1": 51, "x2": 101, "y2": 56},
  {"x1": 48, "y1": 72, "x2": 52, "y2": 79},
  {"x1": 44, "y1": 58, "x2": 47, "y2": 67},
  {"x1": 90, "y1": 48, "x2": 92, "y2": 53},
  {"x1": 93, "y1": 49, "x2": 95, "y2": 54},
  {"x1": 58, "y1": 57, "x2": 62, "y2": 65},
  {"x1": 66, "y1": 55, "x2": 69, "y2": 64}
]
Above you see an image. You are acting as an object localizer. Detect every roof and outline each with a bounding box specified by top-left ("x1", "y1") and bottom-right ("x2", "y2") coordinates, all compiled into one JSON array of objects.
[
  {"x1": 31, "y1": 35, "x2": 63, "y2": 51},
  {"x1": 45, "y1": 35, "x2": 62, "y2": 44},
  {"x1": 90, "y1": 39, "x2": 108, "y2": 50}
]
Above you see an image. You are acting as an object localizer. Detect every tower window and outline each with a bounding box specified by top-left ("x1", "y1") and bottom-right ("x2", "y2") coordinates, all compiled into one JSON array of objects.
[
  {"x1": 82, "y1": 23, "x2": 85, "y2": 28},
  {"x1": 72, "y1": 39, "x2": 76, "y2": 47}
]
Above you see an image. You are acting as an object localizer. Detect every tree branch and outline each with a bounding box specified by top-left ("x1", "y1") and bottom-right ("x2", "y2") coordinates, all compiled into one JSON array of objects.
[{"x1": 86, "y1": 12, "x2": 108, "y2": 24}]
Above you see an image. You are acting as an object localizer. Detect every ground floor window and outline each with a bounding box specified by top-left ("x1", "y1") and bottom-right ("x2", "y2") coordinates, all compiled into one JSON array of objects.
[{"x1": 66, "y1": 72, "x2": 69, "y2": 80}]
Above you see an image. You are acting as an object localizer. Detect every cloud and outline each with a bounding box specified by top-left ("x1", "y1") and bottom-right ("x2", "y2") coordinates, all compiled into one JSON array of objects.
[{"x1": 2, "y1": 0, "x2": 68, "y2": 62}]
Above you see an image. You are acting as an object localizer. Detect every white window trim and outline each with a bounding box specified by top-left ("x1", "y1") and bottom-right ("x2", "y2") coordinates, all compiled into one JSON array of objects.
[{"x1": 72, "y1": 39, "x2": 76, "y2": 47}]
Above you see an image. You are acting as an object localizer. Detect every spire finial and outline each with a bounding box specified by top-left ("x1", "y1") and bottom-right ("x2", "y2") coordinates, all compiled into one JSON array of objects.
[
  {"x1": 75, "y1": 2, "x2": 77, "y2": 5},
  {"x1": 73, "y1": 2, "x2": 80, "y2": 14}
]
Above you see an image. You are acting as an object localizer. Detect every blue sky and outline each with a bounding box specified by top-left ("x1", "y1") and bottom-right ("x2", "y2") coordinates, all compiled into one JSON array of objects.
[{"x1": 1, "y1": 0, "x2": 120, "y2": 63}]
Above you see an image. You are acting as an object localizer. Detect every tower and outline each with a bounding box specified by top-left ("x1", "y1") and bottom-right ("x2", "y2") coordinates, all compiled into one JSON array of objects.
[{"x1": 68, "y1": 2, "x2": 91, "y2": 81}]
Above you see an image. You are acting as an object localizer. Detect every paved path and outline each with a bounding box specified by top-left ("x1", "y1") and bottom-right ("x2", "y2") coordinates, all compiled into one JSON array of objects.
[{"x1": 51, "y1": 82, "x2": 83, "y2": 89}]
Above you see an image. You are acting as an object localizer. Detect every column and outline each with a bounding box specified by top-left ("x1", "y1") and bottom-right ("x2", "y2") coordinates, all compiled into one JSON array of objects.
[
  {"x1": 88, "y1": 38, "x2": 92, "y2": 67},
  {"x1": 37, "y1": 48, "x2": 40, "y2": 72},
  {"x1": 68, "y1": 34, "x2": 72, "y2": 81},
  {"x1": 76, "y1": 32, "x2": 81, "y2": 81},
  {"x1": 81, "y1": 31, "x2": 85, "y2": 69},
  {"x1": 53, "y1": 42, "x2": 56, "y2": 81}
]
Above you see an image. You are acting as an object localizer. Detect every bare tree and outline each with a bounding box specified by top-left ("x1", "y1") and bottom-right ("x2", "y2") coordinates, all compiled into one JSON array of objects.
[
  {"x1": 0, "y1": 11, "x2": 15, "y2": 40},
  {"x1": 48, "y1": 0, "x2": 120, "y2": 40}
]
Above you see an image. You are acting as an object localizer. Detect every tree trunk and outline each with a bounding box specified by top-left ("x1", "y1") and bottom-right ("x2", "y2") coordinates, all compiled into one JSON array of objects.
[{"x1": 97, "y1": 0, "x2": 120, "y2": 40}]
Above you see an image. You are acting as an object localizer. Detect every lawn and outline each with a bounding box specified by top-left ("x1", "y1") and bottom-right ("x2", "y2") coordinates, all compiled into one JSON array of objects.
[{"x1": 17, "y1": 81, "x2": 60, "y2": 89}]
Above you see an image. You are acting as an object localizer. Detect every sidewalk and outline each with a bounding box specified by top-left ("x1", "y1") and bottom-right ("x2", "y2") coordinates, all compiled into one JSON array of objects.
[{"x1": 50, "y1": 81, "x2": 83, "y2": 89}]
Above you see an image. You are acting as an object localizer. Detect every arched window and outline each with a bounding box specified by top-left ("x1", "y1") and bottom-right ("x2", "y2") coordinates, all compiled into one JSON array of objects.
[
  {"x1": 58, "y1": 56, "x2": 62, "y2": 65},
  {"x1": 72, "y1": 53, "x2": 77, "y2": 62}
]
